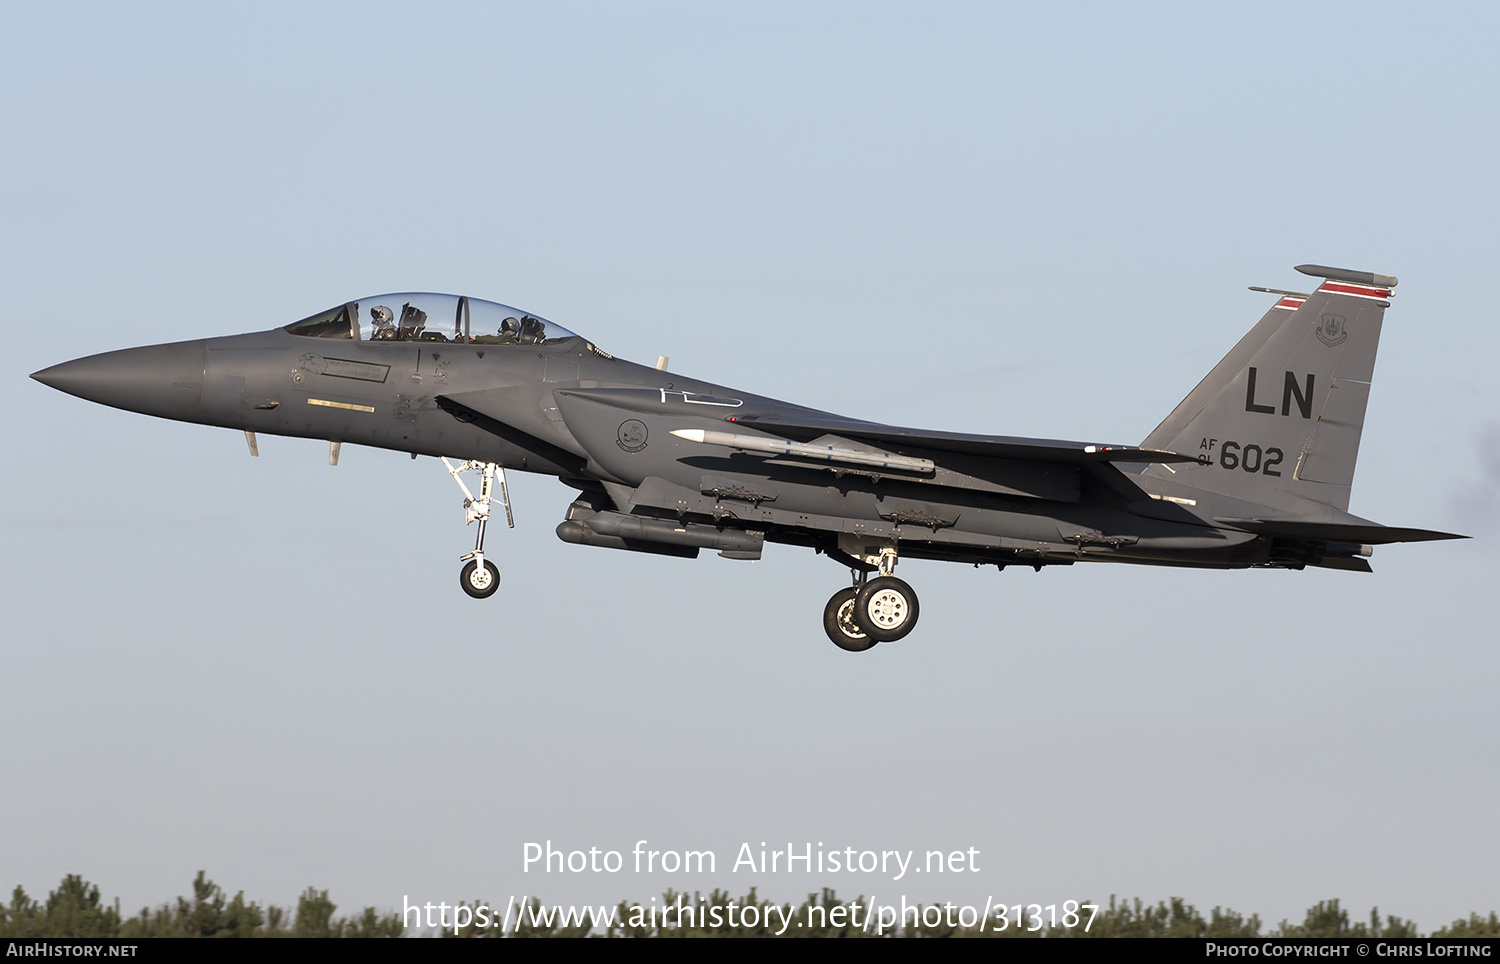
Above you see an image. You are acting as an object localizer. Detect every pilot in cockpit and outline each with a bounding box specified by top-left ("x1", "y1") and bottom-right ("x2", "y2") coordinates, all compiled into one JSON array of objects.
[
  {"x1": 517, "y1": 315, "x2": 546, "y2": 344},
  {"x1": 497, "y1": 316, "x2": 521, "y2": 343},
  {"x1": 370, "y1": 305, "x2": 397, "y2": 340},
  {"x1": 398, "y1": 303, "x2": 427, "y2": 340}
]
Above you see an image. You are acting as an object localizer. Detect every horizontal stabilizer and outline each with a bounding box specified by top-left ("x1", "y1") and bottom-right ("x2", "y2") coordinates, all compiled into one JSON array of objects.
[
  {"x1": 1213, "y1": 517, "x2": 1466, "y2": 544},
  {"x1": 730, "y1": 415, "x2": 1200, "y2": 465}
]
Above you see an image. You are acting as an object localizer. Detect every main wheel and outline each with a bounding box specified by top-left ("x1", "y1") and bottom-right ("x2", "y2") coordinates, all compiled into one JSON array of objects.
[
  {"x1": 460, "y1": 559, "x2": 501, "y2": 598},
  {"x1": 854, "y1": 576, "x2": 919, "y2": 642},
  {"x1": 823, "y1": 587, "x2": 876, "y2": 652}
]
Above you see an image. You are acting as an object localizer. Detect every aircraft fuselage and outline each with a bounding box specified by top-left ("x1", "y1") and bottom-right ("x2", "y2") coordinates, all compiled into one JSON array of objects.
[{"x1": 33, "y1": 271, "x2": 1462, "y2": 649}]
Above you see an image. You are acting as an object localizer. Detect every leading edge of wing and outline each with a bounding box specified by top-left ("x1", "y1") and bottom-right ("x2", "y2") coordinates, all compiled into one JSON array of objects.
[{"x1": 730, "y1": 414, "x2": 1202, "y2": 465}]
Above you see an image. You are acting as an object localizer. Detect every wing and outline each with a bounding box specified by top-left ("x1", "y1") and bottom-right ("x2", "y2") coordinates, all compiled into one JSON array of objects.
[{"x1": 728, "y1": 413, "x2": 1202, "y2": 465}]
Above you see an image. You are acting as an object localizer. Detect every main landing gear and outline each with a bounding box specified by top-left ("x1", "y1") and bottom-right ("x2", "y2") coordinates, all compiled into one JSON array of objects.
[
  {"x1": 822, "y1": 542, "x2": 919, "y2": 651},
  {"x1": 442, "y1": 458, "x2": 514, "y2": 599}
]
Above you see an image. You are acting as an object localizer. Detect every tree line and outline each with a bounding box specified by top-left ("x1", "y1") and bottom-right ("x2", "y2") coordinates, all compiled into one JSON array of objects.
[{"x1": 3, "y1": 873, "x2": 1497, "y2": 938}]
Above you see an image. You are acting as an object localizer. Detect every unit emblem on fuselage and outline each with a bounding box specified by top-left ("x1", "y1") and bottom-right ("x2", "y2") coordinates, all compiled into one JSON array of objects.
[{"x1": 617, "y1": 419, "x2": 649, "y2": 453}]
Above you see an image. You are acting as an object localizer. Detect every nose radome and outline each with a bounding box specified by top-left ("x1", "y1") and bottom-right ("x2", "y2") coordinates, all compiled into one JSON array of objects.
[{"x1": 32, "y1": 340, "x2": 207, "y2": 423}]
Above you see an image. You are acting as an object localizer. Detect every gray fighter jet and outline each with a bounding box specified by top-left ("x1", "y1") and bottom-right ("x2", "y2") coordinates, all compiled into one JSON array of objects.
[{"x1": 31, "y1": 264, "x2": 1463, "y2": 650}]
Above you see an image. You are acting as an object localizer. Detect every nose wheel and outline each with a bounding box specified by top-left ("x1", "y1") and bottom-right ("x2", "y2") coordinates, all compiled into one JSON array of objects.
[
  {"x1": 443, "y1": 458, "x2": 514, "y2": 600},
  {"x1": 461, "y1": 559, "x2": 501, "y2": 598}
]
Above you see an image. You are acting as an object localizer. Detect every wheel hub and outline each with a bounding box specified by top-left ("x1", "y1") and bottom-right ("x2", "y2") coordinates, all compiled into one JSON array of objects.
[
  {"x1": 837, "y1": 599, "x2": 865, "y2": 639},
  {"x1": 867, "y1": 589, "x2": 908, "y2": 629}
]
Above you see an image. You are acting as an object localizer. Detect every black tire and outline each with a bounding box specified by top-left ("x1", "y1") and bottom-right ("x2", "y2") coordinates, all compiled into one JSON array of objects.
[
  {"x1": 460, "y1": 559, "x2": 501, "y2": 598},
  {"x1": 854, "y1": 576, "x2": 919, "y2": 642},
  {"x1": 823, "y1": 587, "x2": 876, "y2": 652}
]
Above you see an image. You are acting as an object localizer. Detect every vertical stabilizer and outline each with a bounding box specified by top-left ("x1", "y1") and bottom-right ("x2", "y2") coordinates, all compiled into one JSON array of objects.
[{"x1": 1139, "y1": 265, "x2": 1396, "y2": 513}]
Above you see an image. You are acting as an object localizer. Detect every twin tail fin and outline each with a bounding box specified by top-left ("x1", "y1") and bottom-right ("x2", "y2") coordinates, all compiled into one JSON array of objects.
[{"x1": 1140, "y1": 264, "x2": 1397, "y2": 514}]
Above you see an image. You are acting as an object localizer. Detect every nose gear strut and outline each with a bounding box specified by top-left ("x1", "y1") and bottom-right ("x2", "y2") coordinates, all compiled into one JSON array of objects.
[{"x1": 442, "y1": 458, "x2": 514, "y2": 598}]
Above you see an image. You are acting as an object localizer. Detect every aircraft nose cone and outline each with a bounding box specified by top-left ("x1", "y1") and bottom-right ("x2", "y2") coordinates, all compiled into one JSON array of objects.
[{"x1": 32, "y1": 340, "x2": 207, "y2": 422}]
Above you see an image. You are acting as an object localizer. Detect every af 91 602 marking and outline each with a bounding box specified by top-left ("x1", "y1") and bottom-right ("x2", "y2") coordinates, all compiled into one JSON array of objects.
[{"x1": 1216, "y1": 440, "x2": 1284, "y2": 477}]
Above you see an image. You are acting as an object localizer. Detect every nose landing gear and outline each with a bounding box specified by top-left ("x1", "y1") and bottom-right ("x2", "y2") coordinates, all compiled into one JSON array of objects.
[
  {"x1": 461, "y1": 558, "x2": 501, "y2": 598},
  {"x1": 443, "y1": 458, "x2": 514, "y2": 599}
]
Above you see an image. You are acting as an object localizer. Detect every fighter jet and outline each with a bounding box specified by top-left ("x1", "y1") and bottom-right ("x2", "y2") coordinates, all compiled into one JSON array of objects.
[{"x1": 31, "y1": 264, "x2": 1463, "y2": 650}]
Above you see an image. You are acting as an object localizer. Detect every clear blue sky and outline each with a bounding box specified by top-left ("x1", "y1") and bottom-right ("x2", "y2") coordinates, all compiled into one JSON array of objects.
[{"x1": 3, "y1": 1, "x2": 1496, "y2": 932}]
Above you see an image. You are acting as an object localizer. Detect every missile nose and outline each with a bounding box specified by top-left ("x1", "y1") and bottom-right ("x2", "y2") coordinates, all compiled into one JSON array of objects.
[
  {"x1": 32, "y1": 340, "x2": 207, "y2": 422},
  {"x1": 29, "y1": 364, "x2": 68, "y2": 391}
]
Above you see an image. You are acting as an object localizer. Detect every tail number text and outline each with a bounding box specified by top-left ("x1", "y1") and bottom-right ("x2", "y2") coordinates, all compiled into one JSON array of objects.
[{"x1": 1218, "y1": 441, "x2": 1283, "y2": 476}]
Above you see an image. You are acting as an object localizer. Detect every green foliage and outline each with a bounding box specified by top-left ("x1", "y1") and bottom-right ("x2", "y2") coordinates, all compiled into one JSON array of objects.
[
  {"x1": 0, "y1": 875, "x2": 1490, "y2": 938},
  {"x1": 44, "y1": 875, "x2": 123, "y2": 938},
  {"x1": 117, "y1": 871, "x2": 270, "y2": 938},
  {"x1": 0, "y1": 872, "x2": 399, "y2": 939},
  {"x1": 1043, "y1": 896, "x2": 1261, "y2": 938},
  {"x1": 1272, "y1": 899, "x2": 1418, "y2": 938},
  {"x1": 1433, "y1": 911, "x2": 1500, "y2": 937},
  {"x1": 344, "y1": 905, "x2": 406, "y2": 938},
  {"x1": 1, "y1": 886, "x2": 42, "y2": 937},
  {"x1": 3, "y1": 881, "x2": 106, "y2": 938},
  {"x1": 0, "y1": 876, "x2": 122, "y2": 938}
]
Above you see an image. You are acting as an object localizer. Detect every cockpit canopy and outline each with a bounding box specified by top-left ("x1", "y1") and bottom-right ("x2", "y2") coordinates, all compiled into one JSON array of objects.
[{"x1": 284, "y1": 293, "x2": 581, "y2": 346}]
